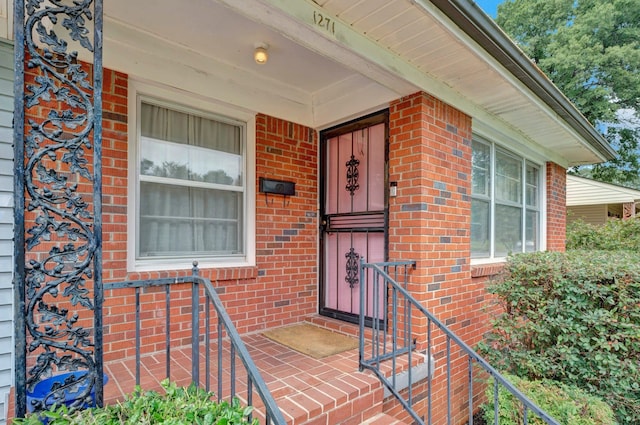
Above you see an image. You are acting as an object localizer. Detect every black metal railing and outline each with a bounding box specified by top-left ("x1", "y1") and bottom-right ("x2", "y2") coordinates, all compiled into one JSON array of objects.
[
  {"x1": 358, "y1": 259, "x2": 560, "y2": 425},
  {"x1": 104, "y1": 262, "x2": 287, "y2": 425}
]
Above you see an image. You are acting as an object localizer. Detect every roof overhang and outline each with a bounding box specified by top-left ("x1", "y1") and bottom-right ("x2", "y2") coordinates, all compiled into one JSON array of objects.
[
  {"x1": 66, "y1": 0, "x2": 615, "y2": 167},
  {"x1": 428, "y1": 0, "x2": 615, "y2": 163},
  {"x1": 567, "y1": 175, "x2": 640, "y2": 206}
]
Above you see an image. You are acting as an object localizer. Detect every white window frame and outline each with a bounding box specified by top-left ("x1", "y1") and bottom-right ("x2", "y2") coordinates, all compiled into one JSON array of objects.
[
  {"x1": 471, "y1": 136, "x2": 545, "y2": 263},
  {"x1": 127, "y1": 79, "x2": 256, "y2": 272}
]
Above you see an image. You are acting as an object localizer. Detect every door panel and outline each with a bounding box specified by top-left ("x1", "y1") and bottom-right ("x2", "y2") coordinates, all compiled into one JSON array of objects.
[
  {"x1": 320, "y1": 113, "x2": 388, "y2": 324},
  {"x1": 326, "y1": 126, "x2": 386, "y2": 215},
  {"x1": 367, "y1": 123, "x2": 386, "y2": 211},
  {"x1": 323, "y1": 232, "x2": 385, "y2": 317}
]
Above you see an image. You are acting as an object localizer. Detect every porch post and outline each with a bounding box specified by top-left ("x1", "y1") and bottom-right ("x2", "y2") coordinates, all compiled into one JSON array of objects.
[
  {"x1": 623, "y1": 202, "x2": 635, "y2": 219},
  {"x1": 13, "y1": 0, "x2": 103, "y2": 417}
]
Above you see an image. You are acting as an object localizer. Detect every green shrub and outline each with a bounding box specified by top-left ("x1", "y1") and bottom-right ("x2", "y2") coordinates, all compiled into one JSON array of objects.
[
  {"x1": 14, "y1": 379, "x2": 259, "y2": 425},
  {"x1": 478, "y1": 251, "x2": 640, "y2": 424},
  {"x1": 567, "y1": 217, "x2": 640, "y2": 251},
  {"x1": 483, "y1": 374, "x2": 616, "y2": 425}
]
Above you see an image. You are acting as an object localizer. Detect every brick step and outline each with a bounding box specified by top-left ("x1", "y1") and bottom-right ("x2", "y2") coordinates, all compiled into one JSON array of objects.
[
  {"x1": 274, "y1": 369, "x2": 386, "y2": 425},
  {"x1": 265, "y1": 317, "x2": 426, "y2": 425},
  {"x1": 361, "y1": 413, "x2": 410, "y2": 425}
]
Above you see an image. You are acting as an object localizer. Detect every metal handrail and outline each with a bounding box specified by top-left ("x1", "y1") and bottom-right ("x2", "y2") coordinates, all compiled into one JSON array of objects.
[
  {"x1": 359, "y1": 259, "x2": 560, "y2": 425},
  {"x1": 104, "y1": 263, "x2": 287, "y2": 425}
]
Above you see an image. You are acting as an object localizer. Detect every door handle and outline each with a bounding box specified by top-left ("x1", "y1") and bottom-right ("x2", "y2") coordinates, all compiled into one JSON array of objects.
[{"x1": 321, "y1": 219, "x2": 330, "y2": 234}]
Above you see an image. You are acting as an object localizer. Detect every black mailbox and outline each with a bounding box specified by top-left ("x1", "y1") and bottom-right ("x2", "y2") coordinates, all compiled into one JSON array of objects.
[{"x1": 259, "y1": 177, "x2": 295, "y2": 196}]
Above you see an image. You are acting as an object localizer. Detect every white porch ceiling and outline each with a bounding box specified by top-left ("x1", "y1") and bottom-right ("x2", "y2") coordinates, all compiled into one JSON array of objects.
[{"x1": 101, "y1": 0, "x2": 612, "y2": 167}]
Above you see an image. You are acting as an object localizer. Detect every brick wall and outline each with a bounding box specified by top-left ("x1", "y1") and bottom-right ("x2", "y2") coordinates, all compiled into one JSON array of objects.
[
  {"x1": 388, "y1": 92, "x2": 490, "y2": 424},
  {"x1": 102, "y1": 110, "x2": 319, "y2": 360},
  {"x1": 22, "y1": 62, "x2": 320, "y2": 362},
  {"x1": 102, "y1": 69, "x2": 129, "y2": 280},
  {"x1": 252, "y1": 114, "x2": 319, "y2": 326},
  {"x1": 21, "y1": 56, "x2": 120, "y2": 372},
  {"x1": 546, "y1": 162, "x2": 567, "y2": 252},
  {"x1": 22, "y1": 59, "x2": 568, "y2": 423}
]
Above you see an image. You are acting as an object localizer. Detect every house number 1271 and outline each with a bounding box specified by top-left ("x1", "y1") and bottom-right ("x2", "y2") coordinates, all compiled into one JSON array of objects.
[{"x1": 313, "y1": 11, "x2": 336, "y2": 35}]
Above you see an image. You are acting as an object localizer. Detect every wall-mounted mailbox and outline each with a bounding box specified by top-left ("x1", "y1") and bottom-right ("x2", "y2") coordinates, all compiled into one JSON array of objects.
[{"x1": 259, "y1": 178, "x2": 295, "y2": 196}]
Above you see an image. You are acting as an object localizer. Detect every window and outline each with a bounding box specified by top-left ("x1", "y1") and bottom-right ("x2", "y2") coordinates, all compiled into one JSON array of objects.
[
  {"x1": 131, "y1": 89, "x2": 254, "y2": 269},
  {"x1": 471, "y1": 138, "x2": 541, "y2": 259}
]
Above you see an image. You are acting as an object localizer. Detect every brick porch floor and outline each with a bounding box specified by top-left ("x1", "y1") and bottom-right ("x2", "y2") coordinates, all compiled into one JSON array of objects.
[
  {"x1": 108, "y1": 315, "x2": 413, "y2": 424},
  {"x1": 9, "y1": 316, "x2": 410, "y2": 424}
]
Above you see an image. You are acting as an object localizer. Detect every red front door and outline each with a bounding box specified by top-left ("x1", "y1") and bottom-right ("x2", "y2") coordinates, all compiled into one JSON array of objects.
[{"x1": 320, "y1": 112, "x2": 388, "y2": 324}]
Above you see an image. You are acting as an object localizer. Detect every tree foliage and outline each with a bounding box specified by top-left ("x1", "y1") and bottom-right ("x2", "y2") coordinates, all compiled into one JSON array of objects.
[{"x1": 496, "y1": 0, "x2": 640, "y2": 187}]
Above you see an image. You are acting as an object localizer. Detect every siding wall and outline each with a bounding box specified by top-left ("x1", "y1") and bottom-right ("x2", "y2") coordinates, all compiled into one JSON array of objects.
[
  {"x1": 0, "y1": 39, "x2": 13, "y2": 425},
  {"x1": 567, "y1": 204, "x2": 607, "y2": 226}
]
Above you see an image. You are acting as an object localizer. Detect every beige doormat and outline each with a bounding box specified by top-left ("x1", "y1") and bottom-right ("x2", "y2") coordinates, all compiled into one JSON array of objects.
[{"x1": 262, "y1": 323, "x2": 359, "y2": 359}]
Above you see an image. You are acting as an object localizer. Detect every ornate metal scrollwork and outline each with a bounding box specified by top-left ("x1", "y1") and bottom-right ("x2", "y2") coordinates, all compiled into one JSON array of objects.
[
  {"x1": 15, "y1": 0, "x2": 103, "y2": 417},
  {"x1": 345, "y1": 248, "x2": 360, "y2": 288},
  {"x1": 345, "y1": 154, "x2": 360, "y2": 196}
]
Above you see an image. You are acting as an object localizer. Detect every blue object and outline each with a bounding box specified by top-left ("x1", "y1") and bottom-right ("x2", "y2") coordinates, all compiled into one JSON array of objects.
[{"x1": 26, "y1": 372, "x2": 108, "y2": 413}]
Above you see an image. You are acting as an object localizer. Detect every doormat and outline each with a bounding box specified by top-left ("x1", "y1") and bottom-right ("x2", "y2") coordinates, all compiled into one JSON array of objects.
[{"x1": 262, "y1": 323, "x2": 359, "y2": 359}]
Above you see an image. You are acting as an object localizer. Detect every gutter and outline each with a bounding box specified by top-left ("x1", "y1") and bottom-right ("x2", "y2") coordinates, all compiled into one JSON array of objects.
[{"x1": 416, "y1": 0, "x2": 616, "y2": 162}]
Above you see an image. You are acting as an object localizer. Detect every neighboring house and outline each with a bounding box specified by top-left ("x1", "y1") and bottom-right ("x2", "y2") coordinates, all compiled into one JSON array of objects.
[
  {"x1": 0, "y1": 38, "x2": 12, "y2": 425},
  {"x1": 6, "y1": 0, "x2": 616, "y2": 424},
  {"x1": 567, "y1": 175, "x2": 640, "y2": 225}
]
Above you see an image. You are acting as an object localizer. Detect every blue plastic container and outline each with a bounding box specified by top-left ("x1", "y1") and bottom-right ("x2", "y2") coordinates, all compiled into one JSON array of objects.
[{"x1": 26, "y1": 372, "x2": 108, "y2": 413}]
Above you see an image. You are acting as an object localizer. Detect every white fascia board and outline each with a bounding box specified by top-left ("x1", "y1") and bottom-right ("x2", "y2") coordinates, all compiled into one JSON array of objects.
[{"x1": 103, "y1": 17, "x2": 314, "y2": 126}]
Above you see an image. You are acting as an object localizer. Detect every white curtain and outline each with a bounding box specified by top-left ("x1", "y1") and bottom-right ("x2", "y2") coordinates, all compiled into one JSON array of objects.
[{"x1": 138, "y1": 102, "x2": 243, "y2": 258}]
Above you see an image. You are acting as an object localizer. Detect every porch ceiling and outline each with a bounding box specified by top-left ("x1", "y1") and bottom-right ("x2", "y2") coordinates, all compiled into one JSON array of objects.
[{"x1": 102, "y1": 0, "x2": 613, "y2": 167}]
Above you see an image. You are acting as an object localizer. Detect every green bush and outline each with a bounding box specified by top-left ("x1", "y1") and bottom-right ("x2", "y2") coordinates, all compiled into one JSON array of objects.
[
  {"x1": 483, "y1": 374, "x2": 616, "y2": 424},
  {"x1": 478, "y1": 251, "x2": 640, "y2": 424},
  {"x1": 14, "y1": 379, "x2": 259, "y2": 425},
  {"x1": 567, "y1": 217, "x2": 640, "y2": 251}
]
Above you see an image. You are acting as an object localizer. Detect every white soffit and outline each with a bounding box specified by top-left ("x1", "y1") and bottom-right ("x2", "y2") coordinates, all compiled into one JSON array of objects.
[
  {"x1": 567, "y1": 175, "x2": 640, "y2": 206},
  {"x1": 100, "y1": 0, "x2": 607, "y2": 165},
  {"x1": 310, "y1": 0, "x2": 608, "y2": 165}
]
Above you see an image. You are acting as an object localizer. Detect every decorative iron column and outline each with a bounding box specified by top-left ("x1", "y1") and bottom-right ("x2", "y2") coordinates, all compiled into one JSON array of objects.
[{"x1": 14, "y1": 0, "x2": 103, "y2": 417}]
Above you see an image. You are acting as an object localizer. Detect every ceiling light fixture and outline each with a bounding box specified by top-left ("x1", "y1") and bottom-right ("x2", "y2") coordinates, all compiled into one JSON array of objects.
[{"x1": 254, "y1": 43, "x2": 269, "y2": 65}]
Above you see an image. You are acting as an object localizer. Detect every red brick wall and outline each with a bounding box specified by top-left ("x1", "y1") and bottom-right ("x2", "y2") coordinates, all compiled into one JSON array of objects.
[
  {"x1": 546, "y1": 162, "x2": 567, "y2": 252},
  {"x1": 23, "y1": 62, "x2": 319, "y2": 361},
  {"x1": 102, "y1": 69, "x2": 129, "y2": 280},
  {"x1": 252, "y1": 113, "x2": 319, "y2": 325},
  {"x1": 22, "y1": 58, "x2": 567, "y2": 422},
  {"x1": 102, "y1": 109, "x2": 319, "y2": 360},
  {"x1": 388, "y1": 92, "x2": 490, "y2": 424},
  {"x1": 21, "y1": 58, "x2": 129, "y2": 371},
  {"x1": 388, "y1": 91, "x2": 474, "y2": 330}
]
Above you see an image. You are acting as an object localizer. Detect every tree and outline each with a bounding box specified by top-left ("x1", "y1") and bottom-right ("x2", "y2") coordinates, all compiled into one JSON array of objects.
[
  {"x1": 496, "y1": 0, "x2": 640, "y2": 187},
  {"x1": 590, "y1": 110, "x2": 640, "y2": 186}
]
